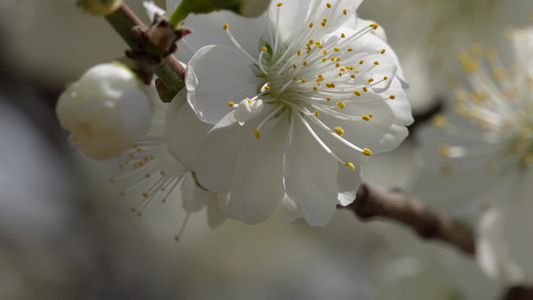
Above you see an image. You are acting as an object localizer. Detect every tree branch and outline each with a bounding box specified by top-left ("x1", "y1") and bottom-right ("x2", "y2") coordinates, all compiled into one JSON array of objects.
[
  {"x1": 104, "y1": 2, "x2": 185, "y2": 98},
  {"x1": 341, "y1": 183, "x2": 475, "y2": 255}
]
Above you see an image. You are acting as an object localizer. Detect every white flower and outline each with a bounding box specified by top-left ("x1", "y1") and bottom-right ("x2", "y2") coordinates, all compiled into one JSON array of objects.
[
  {"x1": 167, "y1": 0, "x2": 413, "y2": 226},
  {"x1": 56, "y1": 63, "x2": 152, "y2": 160},
  {"x1": 110, "y1": 90, "x2": 226, "y2": 238},
  {"x1": 413, "y1": 27, "x2": 533, "y2": 285}
]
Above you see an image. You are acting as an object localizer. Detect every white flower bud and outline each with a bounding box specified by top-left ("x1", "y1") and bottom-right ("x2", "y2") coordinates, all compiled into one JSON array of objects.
[{"x1": 56, "y1": 63, "x2": 152, "y2": 160}]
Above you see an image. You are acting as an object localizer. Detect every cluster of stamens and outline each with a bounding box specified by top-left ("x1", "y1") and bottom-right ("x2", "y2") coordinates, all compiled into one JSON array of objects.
[
  {"x1": 222, "y1": 1, "x2": 400, "y2": 170},
  {"x1": 433, "y1": 36, "x2": 533, "y2": 177}
]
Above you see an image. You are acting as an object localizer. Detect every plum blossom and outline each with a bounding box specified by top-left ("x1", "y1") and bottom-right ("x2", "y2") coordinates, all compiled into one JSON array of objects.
[
  {"x1": 414, "y1": 27, "x2": 533, "y2": 285},
  {"x1": 167, "y1": 0, "x2": 413, "y2": 226}
]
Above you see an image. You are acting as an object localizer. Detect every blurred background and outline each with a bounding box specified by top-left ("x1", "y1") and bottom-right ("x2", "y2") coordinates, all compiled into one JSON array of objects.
[{"x1": 0, "y1": 0, "x2": 531, "y2": 299}]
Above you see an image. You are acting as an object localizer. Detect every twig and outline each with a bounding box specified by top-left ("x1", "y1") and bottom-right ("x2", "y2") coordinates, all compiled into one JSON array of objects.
[
  {"x1": 341, "y1": 183, "x2": 475, "y2": 255},
  {"x1": 104, "y1": 2, "x2": 185, "y2": 98}
]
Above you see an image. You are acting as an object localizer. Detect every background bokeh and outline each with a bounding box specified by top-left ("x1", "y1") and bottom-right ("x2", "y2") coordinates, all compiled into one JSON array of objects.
[{"x1": 0, "y1": 0, "x2": 531, "y2": 299}]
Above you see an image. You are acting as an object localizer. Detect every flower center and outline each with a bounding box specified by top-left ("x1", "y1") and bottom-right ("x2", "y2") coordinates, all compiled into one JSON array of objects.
[{"x1": 222, "y1": 1, "x2": 401, "y2": 168}]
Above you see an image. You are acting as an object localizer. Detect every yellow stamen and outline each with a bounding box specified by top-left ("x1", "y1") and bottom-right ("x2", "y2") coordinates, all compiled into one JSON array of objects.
[
  {"x1": 277, "y1": 2, "x2": 283, "y2": 7},
  {"x1": 432, "y1": 115, "x2": 447, "y2": 128},
  {"x1": 354, "y1": 90, "x2": 361, "y2": 96},
  {"x1": 334, "y1": 126, "x2": 344, "y2": 136},
  {"x1": 362, "y1": 148, "x2": 373, "y2": 156},
  {"x1": 336, "y1": 102, "x2": 345, "y2": 109},
  {"x1": 262, "y1": 47, "x2": 267, "y2": 53},
  {"x1": 345, "y1": 162, "x2": 355, "y2": 170},
  {"x1": 254, "y1": 129, "x2": 261, "y2": 139},
  {"x1": 223, "y1": 24, "x2": 229, "y2": 30},
  {"x1": 362, "y1": 115, "x2": 370, "y2": 121},
  {"x1": 229, "y1": 101, "x2": 235, "y2": 107}
]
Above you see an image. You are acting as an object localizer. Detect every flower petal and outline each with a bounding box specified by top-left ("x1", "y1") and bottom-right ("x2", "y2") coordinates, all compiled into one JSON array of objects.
[
  {"x1": 165, "y1": 90, "x2": 213, "y2": 169},
  {"x1": 195, "y1": 107, "x2": 273, "y2": 192},
  {"x1": 284, "y1": 111, "x2": 339, "y2": 226},
  {"x1": 187, "y1": 45, "x2": 263, "y2": 124},
  {"x1": 220, "y1": 112, "x2": 289, "y2": 224}
]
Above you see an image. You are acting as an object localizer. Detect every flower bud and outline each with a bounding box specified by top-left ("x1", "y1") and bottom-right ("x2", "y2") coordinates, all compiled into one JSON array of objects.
[{"x1": 56, "y1": 63, "x2": 152, "y2": 160}]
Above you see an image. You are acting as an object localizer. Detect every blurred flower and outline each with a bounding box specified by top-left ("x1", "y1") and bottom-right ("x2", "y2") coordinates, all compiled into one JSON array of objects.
[
  {"x1": 167, "y1": 0, "x2": 413, "y2": 226},
  {"x1": 413, "y1": 27, "x2": 533, "y2": 285},
  {"x1": 110, "y1": 89, "x2": 226, "y2": 238},
  {"x1": 357, "y1": 0, "x2": 533, "y2": 113},
  {"x1": 56, "y1": 63, "x2": 152, "y2": 160}
]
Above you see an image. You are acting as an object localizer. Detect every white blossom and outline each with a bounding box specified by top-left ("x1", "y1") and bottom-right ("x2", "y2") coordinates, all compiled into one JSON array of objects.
[
  {"x1": 56, "y1": 63, "x2": 152, "y2": 160},
  {"x1": 414, "y1": 27, "x2": 533, "y2": 285},
  {"x1": 167, "y1": 0, "x2": 413, "y2": 226}
]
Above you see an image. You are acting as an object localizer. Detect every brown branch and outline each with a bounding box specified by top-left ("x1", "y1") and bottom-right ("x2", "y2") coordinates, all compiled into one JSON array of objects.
[
  {"x1": 105, "y1": 2, "x2": 186, "y2": 98},
  {"x1": 341, "y1": 183, "x2": 475, "y2": 255},
  {"x1": 502, "y1": 287, "x2": 533, "y2": 300}
]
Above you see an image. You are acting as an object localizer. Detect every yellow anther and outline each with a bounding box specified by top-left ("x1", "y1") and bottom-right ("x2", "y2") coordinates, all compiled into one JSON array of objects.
[
  {"x1": 323, "y1": 50, "x2": 328, "y2": 55},
  {"x1": 297, "y1": 49, "x2": 302, "y2": 56},
  {"x1": 264, "y1": 86, "x2": 270, "y2": 91},
  {"x1": 254, "y1": 129, "x2": 261, "y2": 139},
  {"x1": 362, "y1": 115, "x2": 370, "y2": 121},
  {"x1": 345, "y1": 162, "x2": 355, "y2": 170},
  {"x1": 369, "y1": 113, "x2": 373, "y2": 118},
  {"x1": 109, "y1": 178, "x2": 115, "y2": 183},
  {"x1": 374, "y1": 61, "x2": 379, "y2": 65},
  {"x1": 292, "y1": 77, "x2": 297, "y2": 81},
  {"x1": 323, "y1": 18, "x2": 328, "y2": 22},
  {"x1": 334, "y1": 47, "x2": 340, "y2": 52},
  {"x1": 331, "y1": 56, "x2": 336, "y2": 61},
  {"x1": 362, "y1": 148, "x2": 373, "y2": 156},
  {"x1": 354, "y1": 90, "x2": 361, "y2": 96},
  {"x1": 326, "y1": 3, "x2": 332, "y2": 8},
  {"x1": 326, "y1": 96, "x2": 331, "y2": 101},
  {"x1": 303, "y1": 60, "x2": 308, "y2": 66},
  {"x1": 277, "y1": 2, "x2": 283, "y2": 7},
  {"x1": 246, "y1": 98, "x2": 252, "y2": 104},
  {"x1": 343, "y1": 9, "x2": 347, "y2": 15},
  {"x1": 314, "y1": 110, "x2": 319, "y2": 117},
  {"x1": 384, "y1": 76, "x2": 388, "y2": 80},
  {"x1": 350, "y1": 74, "x2": 356, "y2": 79},
  {"x1": 368, "y1": 78, "x2": 374, "y2": 83},
  {"x1": 120, "y1": 191, "x2": 126, "y2": 196},
  {"x1": 223, "y1": 24, "x2": 229, "y2": 30},
  {"x1": 322, "y1": 57, "x2": 327, "y2": 62},
  {"x1": 336, "y1": 57, "x2": 340, "y2": 61},
  {"x1": 340, "y1": 68, "x2": 345, "y2": 72},
  {"x1": 381, "y1": 49, "x2": 386, "y2": 54},
  {"x1": 229, "y1": 101, "x2": 235, "y2": 107},
  {"x1": 440, "y1": 164, "x2": 452, "y2": 176},
  {"x1": 321, "y1": 21, "x2": 327, "y2": 27},
  {"x1": 432, "y1": 115, "x2": 447, "y2": 128},
  {"x1": 359, "y1": 60, "x2": 364, "y2": 64},
  {"x1": 310, "y1": 39, "x2": 315, "y2": 44},
  {"x1": 262, "y1": 47, "x2": 267, "y2": 53},
  {"x1": 363, "y1": 87, "x2": 368, "y2": 92},
  {"x1": 301, "y1": 78, "x2": 306, "y2": 83},
  {"x1": 369, "y1": 24, "x2": 378, "y2": 30},
  {"x1": 347, "y1": 48, "x2": 353, "y2": 52},
  {"x1": 292, "y1": 64, "x2": 297, "y2": 69},
  {"x1": 389, "y1": 95, "x2": 395, "y2": 99},
  {"x1": 313, "y1": 87, "x2": 318, "y2": 91},
  {"x1": 341, "y1": 33, "x2": 346, "y2": 38},
  {"x1": 486, "y1": 49, "x2": 498, "y2": 61},
  {"x1": 336, "y1": 102, "x2": 345, "y2": 109},
  {"x1": 335, "y1": 63, "x2": 341, "y2": 68},
  {"x1": 334, "y1": 126, "x2": 344, "y2": 136},
  {"x1": 309, "y1": 22, "x2": 314, "y2": 28},
  {"x1": 338, "y1": 73, "x2": 343, "y2": 77},
  {"x1": 318, "y1": 74, "x2": 323, "y2": 79},
  {"x1": 439, "y1": 145, "x2": 451, "y2": 157}
]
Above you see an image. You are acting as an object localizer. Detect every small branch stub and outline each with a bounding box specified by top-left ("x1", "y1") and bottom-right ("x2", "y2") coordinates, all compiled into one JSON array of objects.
[{"x1": 78, "y1": 0, "x2": 122, "y2": 16}]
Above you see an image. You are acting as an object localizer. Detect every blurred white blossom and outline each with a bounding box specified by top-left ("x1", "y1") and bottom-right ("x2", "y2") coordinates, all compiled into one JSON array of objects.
[
  {"x1": 56, "y1": 63, "x2": 152, "y2": 160},
  {"x1": 413, "y1": 27, "x2": 533, "y2": 285}
]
